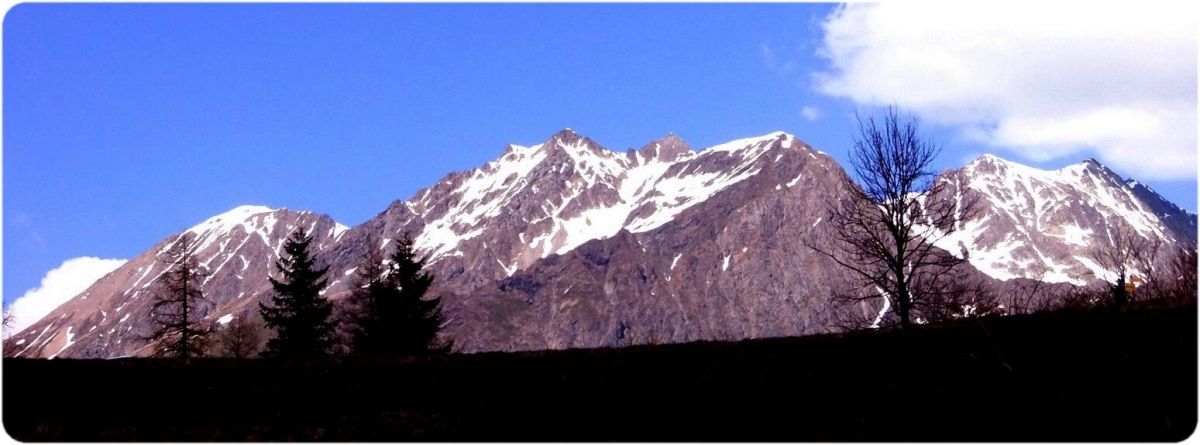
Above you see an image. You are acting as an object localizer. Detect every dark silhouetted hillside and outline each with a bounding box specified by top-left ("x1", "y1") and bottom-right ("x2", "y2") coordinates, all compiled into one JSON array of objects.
[{"x1": 4, "y1": 305, "x2": 1195, "y2": 441}]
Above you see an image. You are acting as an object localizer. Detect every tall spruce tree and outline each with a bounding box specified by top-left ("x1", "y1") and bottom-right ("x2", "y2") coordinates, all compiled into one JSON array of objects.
[
  {"x1": 341, "y1": 243, "x2": 387, "y2": 354},
  {"x1": 346, "y1": 234, "x2": 448, "y2": 356},
  {"x1": 259, "y1": 228, "x2": 335, "y2": 358},
  {"x1": 148, "y1": 234, "x2": 211, "y2": 358}
]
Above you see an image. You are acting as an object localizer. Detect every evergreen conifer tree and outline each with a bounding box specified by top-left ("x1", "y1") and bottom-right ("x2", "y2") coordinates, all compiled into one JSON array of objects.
[
  {"x1": 148, "y1": 234, "x2": 211, "y2": 358},
  {"x1": 259, "y1": 228, "x2": 335, "y2": 358},
  {"x1": 347, "y1": 234, "x2": 448, "y2": 355},
  {"x1": 342, "y1": 244, "x2": 387, "y2": 354}
]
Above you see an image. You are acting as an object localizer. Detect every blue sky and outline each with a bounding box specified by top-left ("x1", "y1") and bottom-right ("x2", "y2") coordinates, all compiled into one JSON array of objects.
[{"x1": 4, "y1": 3, "x2": 1196, "y2": 305}]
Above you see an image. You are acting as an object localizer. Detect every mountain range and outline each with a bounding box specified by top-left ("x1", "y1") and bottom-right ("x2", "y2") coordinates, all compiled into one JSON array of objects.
[{"x1": 9, "y1": 129, "x2": 1195, "y2": 357}]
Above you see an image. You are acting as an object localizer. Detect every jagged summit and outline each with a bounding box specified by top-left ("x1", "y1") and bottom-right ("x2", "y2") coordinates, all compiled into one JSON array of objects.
[
  {"x1": 395, "y1": 129, "x2": 819, "y2": 268},
  {"x1": 968, "y1": 153, "x2": 1115, "y2": 177},
  {"x1": 549, "y1": 127, "x2": 582, "y2": 144},
  {"x1": 637, "y1": 133, "x2": 693, "y2": 162},
  {"x1": 498, "y1": 130, "x2": 806, "y2": 171},
  {"x1": 969, "y1": 153, "x2": 1004, "y2": 164}
]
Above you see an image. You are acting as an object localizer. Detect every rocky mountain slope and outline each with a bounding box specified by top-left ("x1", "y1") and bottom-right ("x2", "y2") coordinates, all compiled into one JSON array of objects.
[
  {"x1": 1127, "y1": 178, "x2": 1198, "y2": 244},
  {"x1": 9, "y1": 130, "x2": 1194, "y2": 357},
  {"x1": 930, "y1": 155, "x2": 1193, "y2": 285},
  {"x1": 10, "y1": 207, "x2": 346, "y2": 358}
]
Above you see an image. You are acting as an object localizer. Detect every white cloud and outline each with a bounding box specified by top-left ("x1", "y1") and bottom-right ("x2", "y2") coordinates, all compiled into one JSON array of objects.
[
  {"x1": 6, "y1": 257, "x2": 127, "y2": 334},
  {"x1": 815, "y1": 2, "x2": 1197, "y2": 180},
  {"x1": 801, "y1": 105, "x2": 822, "y2": 122}
]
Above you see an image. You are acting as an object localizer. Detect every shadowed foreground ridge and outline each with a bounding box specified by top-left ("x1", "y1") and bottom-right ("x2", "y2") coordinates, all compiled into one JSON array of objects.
[{"x1": 4, "y1": 305, "x2": 1195, "y2": 441}]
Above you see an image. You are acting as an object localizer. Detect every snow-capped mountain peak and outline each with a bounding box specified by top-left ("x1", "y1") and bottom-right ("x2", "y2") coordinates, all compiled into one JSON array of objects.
[
  {"x1": 704, "y1": 131, "x2": 795, "y2": 154},
  {"x1": 186, "y1": 205, "x2": 275, "y2": 238},
  {"x1": 180, "y1": 205, "x2": 348, "y2": 256},
  {"x1": 11, "y1": 205, "x2": 347, "y2": 358},
  {"x1": 964, "y1": 155, "x2": 1168, "y2": 240},
  {"x1": 381, "y1": 130, "x2": 817, "y2": 277},
  {"x1": 636, "y1": 133, "x2": 693, "y2": 163},
  {"x1": 935, "y1": 154, "x2": 1187, "y2": 285}
]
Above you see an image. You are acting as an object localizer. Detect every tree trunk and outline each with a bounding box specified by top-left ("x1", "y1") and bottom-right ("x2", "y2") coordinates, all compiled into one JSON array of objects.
[
  {"x1": 896, "y1": 277, "x2": 912, "y2": 329},
  {"x1": 897, "y1": 297, "x2": 912, "y2": 329}
]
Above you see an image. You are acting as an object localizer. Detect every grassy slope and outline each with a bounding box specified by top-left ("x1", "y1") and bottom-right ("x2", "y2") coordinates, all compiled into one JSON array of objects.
[{"x1": 3, "y1": 305, "x2": 1195, "y2": 441}]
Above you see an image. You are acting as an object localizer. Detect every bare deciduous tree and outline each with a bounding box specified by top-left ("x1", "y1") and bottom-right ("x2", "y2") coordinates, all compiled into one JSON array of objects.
[
  {"x1": 147, "y1": 234, "x2": 212, "y2": 358},
  {"x1": 809, "y1": 107, "x2": 979, "y2": 329},
  {"x1": 215, "y1": 313, "x2": 266, "y2": 358},
  {"x1": 2, "y1": 307, "x2": 19, "y2": 357},
  {"x1": 1086, "y1": 223, "x2": 1160, "y2": 308},
  {"x1": 1158, "y1": 245, "x2": 1197, "y2": 305},
  {"x1": 2, "y1": 307, "x2": 13, "y2": 337}
]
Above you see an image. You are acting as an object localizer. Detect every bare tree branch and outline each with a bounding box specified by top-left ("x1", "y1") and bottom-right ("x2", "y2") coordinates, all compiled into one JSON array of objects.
[
  {"x1": 808, "y1": 107, "x2": 980, "y2": 329},
  {"x1": 1086, "y1": 223, "x2": 1161, "y2": 308}
]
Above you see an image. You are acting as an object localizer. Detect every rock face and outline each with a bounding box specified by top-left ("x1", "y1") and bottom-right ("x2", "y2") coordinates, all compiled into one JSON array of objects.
[
  {"x1": 438, "y1": 133, "x2": 857, "y2": 351},
  {"x1": 9, "y1": 130, "x2": 1194, "y2": 358},
  {"x1": 316, "y1": 131, "x2": 868, "y2": 351}
]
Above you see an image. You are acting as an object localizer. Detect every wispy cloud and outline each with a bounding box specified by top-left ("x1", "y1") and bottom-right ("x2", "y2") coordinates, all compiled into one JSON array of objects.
[
  {"x1": 7, "y1": 257, "x2": 127, "y2": 334},
  {"x1": 815, "y1": 2, "x2": 1197, "y2": 180},
  {"x1": 759, "y1": 42, "x2": 798, "y2": 74},
  {"x1": 800, "y1": 106, "x2": 822, "y2": 122}
]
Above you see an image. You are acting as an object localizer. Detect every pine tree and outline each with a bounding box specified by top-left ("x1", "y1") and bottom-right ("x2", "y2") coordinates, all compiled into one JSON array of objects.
[
  {"x1": 259, "y1": 228, "x2": 335, "y2": 358},
  {"x1": 347, "y1": 234, "x2": 449, "y2": 356},
  {"x1": 148, "y1": 234, "x2": 211, "y2": 358}
]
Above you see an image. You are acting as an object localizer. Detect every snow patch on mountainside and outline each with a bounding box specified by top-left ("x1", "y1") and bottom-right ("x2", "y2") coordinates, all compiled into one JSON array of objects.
[
  {"x1": 49, "y1": 326, "x2": 75, "y2": 359},
  {"x1": 414, "y1": 144, "x2": 549, "y2": 258}
]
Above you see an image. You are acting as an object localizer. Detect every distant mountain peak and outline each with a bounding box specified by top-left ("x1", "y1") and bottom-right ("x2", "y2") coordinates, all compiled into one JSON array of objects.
[
  {"x1": 966, "y1": 153, "x2": 1017, "y2": 170},
  {"x1": 940, "y1": 152, "x2": 1191, "y2": 285},
  {"x1": 549, "y1": 128, "x2": 584, "y2": 145},
  {"x1": 972, "y1": 153, "x2": 1002, "y2": 162},
  {"x1": 703, "y1": 131, "x2": 796, "y2": 154},
  {"x1": 203, "y1": 204, "x2": 275, "y2": 220},
  {"x1": 186, "y1": 205, "x2": 276, "y2": 239},
  {"x1": 967, "y1": 154, "x2": 1116, "y2": 181},
  {"x1": 638, "y1": 133, "x2": 693, "y2": 162}
]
